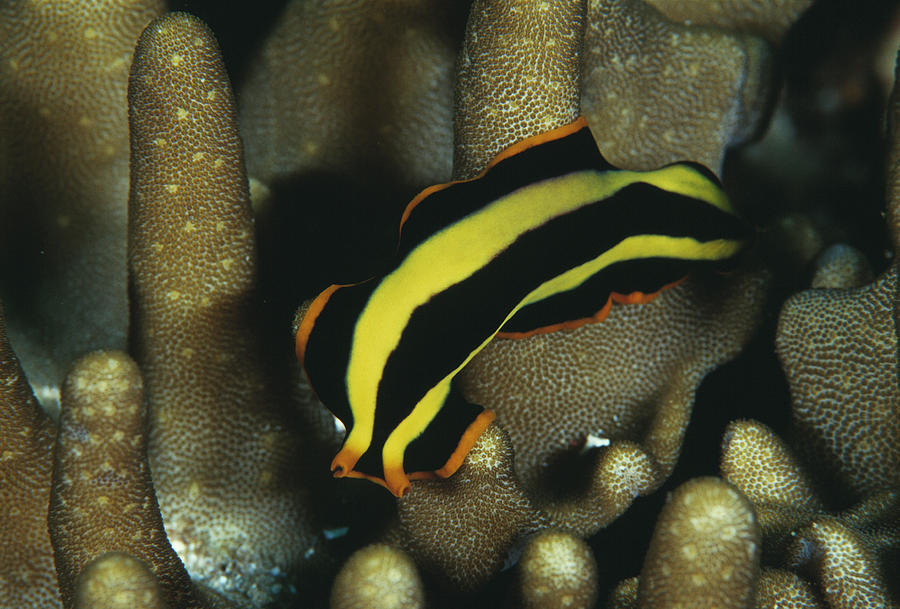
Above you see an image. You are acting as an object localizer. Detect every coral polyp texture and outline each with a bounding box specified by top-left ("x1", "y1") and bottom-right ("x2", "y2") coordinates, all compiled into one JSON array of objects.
[
  {"x1": 329, "y1": 544, "x2": 425, "y2": 609},
  {"x1": 0, "y1": 0, "x2": 164, "y2": 413},
  {"x1": 127, "y1": 12, "x2": 321, "y2": 607},
  {"x1": 2, "y1": 0, "x2": 899, "y2": 607}
]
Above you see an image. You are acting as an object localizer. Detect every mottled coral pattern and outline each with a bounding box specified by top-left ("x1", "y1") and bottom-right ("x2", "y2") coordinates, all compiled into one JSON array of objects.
[
  {"x1": 128, "y1": 13, "x2": 319, "y2": 606},
  {"x1": 777, "y1": 267, "x2": 900, "y2": 495},
  {"x1": 636, "y1": 477, "x2": 761, "y2": 608},
  {"x1": 645, "y1": 0, "x2": 816, "y2": 42},
  {"x1": 2, "y1": 0, "x2": 898, "y2": 607},
  {"x1": 454, "y1": 0, "x2": 585, "y2": 179},
  {"x1": 0, "y1": 0, "x2": 163, "y2": 412},
  {"x1": 582, "y1": 0, "x2": 771, "y2": 173}
]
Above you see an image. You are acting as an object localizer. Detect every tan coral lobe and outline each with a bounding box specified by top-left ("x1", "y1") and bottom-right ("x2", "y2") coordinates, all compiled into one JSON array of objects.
[
  {"x1": 459, "y1": 272, "x2": 768, "y2": 533},
  {"x1": 392, "y1": 424, "x2": 546, "y2": 591},
  {"x1": 454, "y1": 0, "x2": 586, "y2": 179},
  {"x1": 514, "y1": 529, "x2": 598, "y2": 609},
  {"x1": 128, "y1": 12, "x2": 318, "y2": 606},
  {"x1": 239, "y1": 0, "x2": 461, "y2": 196},
  {"x1": 644, "y1": 0, "x2": 815, "y2": 43},
  {"x1": 581, "y1": 0, "x2": 772, "y2": 174},
  {"x1": 637, "y1": 477, "x2": 761, "y2": 608},
  {"x1": 48, "y1": 350, "x2": 199, "y2": 609},
  {"x1": 0, "y1": 0, "x2": 163, "y2": 413},
  {"x1": 720, "y1": 419, "x2": 822, "y2": 553},
  {"x1": 330, "y1": 544, "x2": 425, "y2": 609},
  {"x1": 0, "y1": 303, "x2": 60, "y2": 608},
  {"x1": 73, "y1": 553, "x2": 166, "y2": 609},
  {"x1": 754, "y1": 569, "x2": 821, "y2": 609},
  {"x1": 776, "y1": 266, "x2": 900, "y2": 495},
  {"x1": 787, "y1": 517, "x2": 895, "y2": 609}
]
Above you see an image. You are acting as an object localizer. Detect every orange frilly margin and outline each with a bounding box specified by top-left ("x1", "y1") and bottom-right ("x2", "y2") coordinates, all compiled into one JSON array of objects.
[{"x1": 331, "y1": 409, "x2": 497, "y2": 497}]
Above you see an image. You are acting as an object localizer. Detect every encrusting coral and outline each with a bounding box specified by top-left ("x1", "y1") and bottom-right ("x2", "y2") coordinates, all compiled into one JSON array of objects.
[
  {"x1": 127, "y1": 12, "x2": 322, "y2": 606},
  {"x1": 0, "y1": 0, "x2": 164, "y2": 414}
]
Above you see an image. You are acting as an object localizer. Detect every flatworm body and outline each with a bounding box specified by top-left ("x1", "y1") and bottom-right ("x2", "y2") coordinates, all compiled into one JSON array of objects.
[{"x1": 296, "y1": 117, "x2": 750, "y2": 497}]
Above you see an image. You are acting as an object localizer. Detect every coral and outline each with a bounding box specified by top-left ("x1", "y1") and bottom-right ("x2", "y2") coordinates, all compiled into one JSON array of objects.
[
  {"x1": 720, "y1": 419, "x2": 900, "y2": 607},
  {"x1": 329, "y1": 544, "x2": 424, "y2": 609},
  {"x1": 808, "y1": 244, "x2": 873, "y2": 289},
  {"x1": 776, "y1": 262, "x2": 899, "y2": 495},
  {"x1": 389, "y1": 424, "x2": 546, "y2": 591},
  {"x1": 0, "y1": 303, "x2": 60, "y2": 608},
  {"x1": 72, "y1": 553, "x2": 166, "y2": 609},
  {"x1": 643, "y1": 0, "x2": 816, "y2": 43},
  {"x1": 127, "y1": 13, "x2": 322, "y2": 606},
  {"x1": 1, "y1": 0, "x2": 895, "y2": 607},
  {"x1": 581, "y1": 0, "x2": 772, "y2": 174},
  {"x1": 460, "y1": 271, "x2": 768, "y2": 534},
  {"x1": 720, "y1": 419, "x2": 822, "y2": 554},
  {"x1": 786, "y1": 516, "x2": 898, "y2": 609},
  {"x1": 0, "y1": 0, "x2": 163, "y2": 413},
  {"x1": 453, "y1": 0, "x2": 585, "y2": 179},
  {"x1": 449, "y1": 0, "x2": 768, "y2": 542},
  {"x1": 238, "y1": 0, "x2": 462, "y2": 196},
  {"x1": 511, "y1": 529, "x2": 598, "y2": 609},
  {"x1": 612, "y1": 477, "x2": 761, "y2": 608},
  {"x1": 48, "y1": 350, "x2": 200, "y2": 609},
  {"x1": 754, "y1": 569, "x2": 820, "y2": 609}
]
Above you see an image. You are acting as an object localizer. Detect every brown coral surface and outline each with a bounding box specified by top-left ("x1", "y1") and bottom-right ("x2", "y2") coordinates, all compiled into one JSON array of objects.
[{"x1": 1, "y1": 0, "x2": 898, "y2": 608}]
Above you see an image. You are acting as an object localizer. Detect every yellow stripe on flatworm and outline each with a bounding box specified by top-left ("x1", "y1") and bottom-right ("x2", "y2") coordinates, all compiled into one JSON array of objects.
[{"x1": 340, "y1": 165, "x2": 735, "y2": 473}]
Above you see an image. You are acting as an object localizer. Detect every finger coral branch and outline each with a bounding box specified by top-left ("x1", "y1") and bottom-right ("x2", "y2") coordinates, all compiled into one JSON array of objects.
[
  {"x1": 127, "y1": 12, "x2": 319, "y2": 606},
  {"x1": 636, "y1": 477, "x2": 761, "y2": 608},
  {"x1": 238, "y1": 0, "x2": 463, "y2": 196},
  {"x1": 48, "y1": 351, "x2": 200, "y2": 609},
  {"x1": 0, "y1": 303, "x2": 60, "y2": 608},
  {"x1": 643, "y1": 0, "x2": 816, "y2": 43},
  {"x1": 330, "y1": 544, "x2": 425, "y2": 609},
  {"x1": 512, "y1": 529, "x2": 598, "y2": 609},
  {"x1": 720, "y1": 419, "x2": 822, "y2": 553},
  {"x1": 755, "y1": 568, "x2": 821, "y2": 609},
  {"x1": 718, "y1": 419, "x2": 900, "y2": 606},
  {"x1": 392, "y1": 424, "x2": 546, "y2": 591},
  {"x1": 0, "y1": 0, "x2": 163, "y2": 412},
  {"x1": 787, "y1": 517, "x2": 897, "y2": 609},
  {"x1": 808, "y1": 244, "x2": 874, "y2": 289},
  {"x1": 581, "y1": 0, "x2": 772, "y2": 174},
  {"x1": 453, "y1": 0, "x2": 586, "y2": 179},
  {"x1": 72, "y1": 553, "x2": 165, "y2": 609}
]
